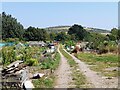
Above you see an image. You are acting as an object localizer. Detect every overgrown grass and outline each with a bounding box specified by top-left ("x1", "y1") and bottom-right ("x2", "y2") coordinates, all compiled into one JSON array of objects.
[
  {"x1": 75, "y1": 52, "x2": 118, "y2": 77},
  {"x1": 40, "y1": 52, "x2": 60, "y2": 70},
  {"x1": 72, "y1": 66, "x2": 90, "y2": 88},
  {"x1": 52, "y1": 52, "x2": 61, "y2": 70},
  {"x1": 32, "y1": 75, "x2": 55, "y2": 88},
  {"x1": 59, "y1": 45, "x2": 89, "y2": 88},
  {"x1": 32, "y1": 51, "x2": 61, "y2": 88},
  {"x1": 59, "y1": 45, "x2": 76, "y2": 67},
  {"x1": 39, "y1": 47, "x2": 47, "y2": 52}
]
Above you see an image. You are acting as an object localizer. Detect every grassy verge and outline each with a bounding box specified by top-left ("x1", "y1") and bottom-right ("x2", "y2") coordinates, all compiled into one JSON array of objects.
[
  {"x1": 32, "y1": 75, "x2": 55, "y2": 88},
  {"x1": 32, "y1": 51, "x2": 61, "y2": 88},
  {"x1": 75, "y1": 52, "x2": 118, "y2": 77},
  {"x1": 59, "y1": 45, "x2": 76, "y2": 67},
  {"x1": 40, "y1": 52, "x2": 60, "y2": 70},
  {"x1": 59, "y1": 45, "x2": 89, "y2": 88}
]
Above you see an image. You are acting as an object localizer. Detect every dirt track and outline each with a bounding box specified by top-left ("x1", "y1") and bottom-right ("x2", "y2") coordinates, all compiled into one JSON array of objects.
[
  {"x1": 63, "y1": 49, "x2": 118, "y2": 88},
  {"x1": 54, "y1": 46, "x2": 118, "y2": 88},
  {"x1": 54, "y1": 47, "x2": 73, "y2": 88}
]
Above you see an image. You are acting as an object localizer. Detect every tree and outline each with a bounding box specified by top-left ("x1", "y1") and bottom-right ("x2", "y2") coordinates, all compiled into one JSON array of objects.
[
  {"x1": 55, "y1": 32, "x2": 67, "y2": 41},
  {"x1": 49, "y1": 32, "x2": 56, "y2": 41},
  {"x1": 118, "y1": 29, "x2": 120, "y2": 40},
  {"x1": 68, "y1": 24, "x2": 88, "y2": 40},
  {"x1": 108, "y1": 28, "x2": 118, "y2": 41},
  {"x1": 87, "y1": 32, "x2": 106, "y2": 49},
  {"x1": 24, "y1": 26, "x2": 48, "y2": 41},
  {"x1": 2, "y1": 12, "x2": 24, "y2": 40}
]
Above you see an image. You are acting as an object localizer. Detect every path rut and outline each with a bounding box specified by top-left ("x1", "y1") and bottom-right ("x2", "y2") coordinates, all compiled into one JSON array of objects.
[
  {"x1": 63, "y1": 49, "x2": 118, "y2": 88},
  {"x1": 54, "y1": 47, "x2": 73, "y2": 88}
]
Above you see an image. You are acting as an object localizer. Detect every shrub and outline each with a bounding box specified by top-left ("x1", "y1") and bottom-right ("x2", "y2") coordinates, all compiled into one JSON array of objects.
[
  {"x1": 16, "y1": 54, "x2": 23, "y2": 60},
  {"x1": 98, "y1": 48, "x2": 108, "y2": 54},
  {"x1": 2, "y1": 46, "x2": 16, "y2": 65},
  {"x1": 40, "y1": 57, "x2": 53, "y2": 69},
  {"x1": 5, "y1": 38, "x2": 20, "y2": 43},
  {"x1": 25, "y1": 58, "x2": 38, "y2": 66}
]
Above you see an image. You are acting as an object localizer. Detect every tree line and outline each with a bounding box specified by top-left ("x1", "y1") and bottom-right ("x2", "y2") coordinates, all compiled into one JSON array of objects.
[
  {"x1": 1, "y1": 12, "x2": 119, "y2": 46},
  {"x1": 2, "y1": 12, "x2": 48, "y2": 41}
]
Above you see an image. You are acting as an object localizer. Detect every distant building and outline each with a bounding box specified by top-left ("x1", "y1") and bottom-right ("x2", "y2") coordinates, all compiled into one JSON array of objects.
[
  {"x1": 76, "y1": 42, "x2": 88, "y2": 48},
  {"x1": 28, "y1": 41, "x2": 46, "y2": 47},
  {"x1": 16, "y1": 42, "x2": 25, "y2": 50}
]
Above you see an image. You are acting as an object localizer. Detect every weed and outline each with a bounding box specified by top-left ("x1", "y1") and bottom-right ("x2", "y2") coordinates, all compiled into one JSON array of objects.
[
  {"x1": 76, "y1": 52, "x2": 118, "y2": 77},
  {"x1": 59, "y1": 45, "x2": 89, "y2": 88}
]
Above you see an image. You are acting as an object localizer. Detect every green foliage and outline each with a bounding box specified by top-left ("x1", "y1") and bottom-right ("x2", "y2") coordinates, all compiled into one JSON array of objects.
[
  {"x1": 24, "y1": 26, "x2": 48, "y2": 41},
  {"x1": 76, "y1": 52, "x2": 118, "y2": 77},
  {"x1": 32, "y1": 75, "x2": 54, "y2": 88},
  {"x1": 107, "y1": 28, "x2": 119, "y2": 41},
  {"x1": 87, "y1": 32, "x2": 105, "y2": 49},
  {"x1": 118, "y1": 29, "x2": 120, "y2": 40},
  {"x1": 2, "y1": 12, "x2": 24, "y2": 40},
  {"x1": 59, "y1": 45, "x2": 76, "y2": 67},
  {"x1": 76, "y1": 52, "x2": 118, "y2": 63},
  {"x1": 72, "y1": 67, "x2": 87, "y2": 88},
  {"x1": 108, "y1": 41, "x2": 118, "y2": 52},
  {"x1": 107, "y1": 34, "x2": 116, "y2": 41},
  {"x1": 40, "y1": 57, "x2": 53, "y2": 69},
  {"x1": 2, "y1": 46, "x2": 16, "y2": 65},
  {"x1": 52, "y1": 52, "x2": 61, "y2": 70},
  {"x1": 5, "y1": 38, "x2": 20, "y2": 43},
  {"x1": 55, "y1": 32, "x2": 68, "y2": 42},
  {"x1": 1, "y1": 45, "x2": 45, "y2": 66},
  {"x1": 2, "y1": 11, "x2": 118, "y2": 55},
  {"x1": 2, "y1": 12, "x2": 50, "y2": 42},
  {"x1": 111, "y1": 28, "x2": 118, "y2": 39},
  {"x1": 65, "y1": 40, "x2": 75, "y2": 46},
  {"x1": 68, "y1": 24, "x2": 89, "y2": 40},
  {"x1": 98, "y1": 41, "x2": 118, "y2": 53},
  {"x1": 40, "y1": 52, "x2": 60, "y2": 70},
  {"x1": 49, "y1": 32, "x2": 56, "y2": 41},
  {"x1": 25, "y1": 58, "x2": 38, "y2": 66}
]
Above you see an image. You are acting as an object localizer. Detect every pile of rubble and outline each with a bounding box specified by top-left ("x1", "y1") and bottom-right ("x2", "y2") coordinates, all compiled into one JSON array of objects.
[
  {"x1": 1, "y1": 61, "x2": 29, "y2": 89},
  {"x1": 1, "y1": 60, "x2": 45, "y2": 89}
]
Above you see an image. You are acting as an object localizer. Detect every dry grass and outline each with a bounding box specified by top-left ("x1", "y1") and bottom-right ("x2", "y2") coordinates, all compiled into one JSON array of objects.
[{"x1": 76, "y1": 52, "x2": 118, "y2": 78}]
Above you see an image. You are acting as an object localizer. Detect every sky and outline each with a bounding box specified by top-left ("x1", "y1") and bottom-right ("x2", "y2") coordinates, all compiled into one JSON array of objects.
[
  {"x1": 1, "y1": 0, "x2": 120, "y2": 2},
  {"x1": 1, "y1": 2, "x2": 118, "y2": 30}
]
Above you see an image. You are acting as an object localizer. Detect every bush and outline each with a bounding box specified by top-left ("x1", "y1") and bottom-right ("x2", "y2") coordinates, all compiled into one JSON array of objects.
[
  {"x1": 2, "y1": 46, "x2": 16, "y2": 65},
  {"x1": 65, "y1": 41, "x2": 75, "y2": 47},
  {"x1": 108, "y1": 41, "x2": 118, "y2": 53},
  {"x1": 98, "y1": 48, "x2": 108, "y2": 54},
  {"x1": 40, "y1": 52, "x2": 60, "y2": 70},
  {"x1": 97, "y1": 41, "x2": 118, "y2": 54},
  {"x1": 25, "y1": 58, "x2": 38, "y2": 66},
  {"x1": 16, "y1": 54, "x2": 23, "y2": 60},
  {"x1": 40, "y1": 57, "x2": 53, "y2": 69},
  {"x1": 5, "y1": 38, "x2": 20, "y2": 42}
]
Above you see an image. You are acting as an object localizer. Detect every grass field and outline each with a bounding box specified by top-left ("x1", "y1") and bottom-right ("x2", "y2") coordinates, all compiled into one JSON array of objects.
[{"x1": 75, "y1": 52, "x2": 118, "y2": 77}]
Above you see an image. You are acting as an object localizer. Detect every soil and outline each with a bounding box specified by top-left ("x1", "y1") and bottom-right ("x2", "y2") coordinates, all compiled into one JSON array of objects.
[
  {"x1": 63, "y1": 49, "x2": 118, "y2": 88},
  {"x1": 54, "y1": 46, "x2": 118, "y2": 88},
  {"x1": 54, "y1": 47, "x2": 73, "y2": 88}
]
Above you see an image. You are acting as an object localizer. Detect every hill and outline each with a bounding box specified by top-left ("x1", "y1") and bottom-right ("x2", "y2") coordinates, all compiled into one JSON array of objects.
[
  {"x1": 44, "y1": 26, "x2": 70, "y2": 33},
  {"x1": 44, "y1": 25, "x2": 110, "y2": 34},
  {"x1": 84, "y1": 27, "x2": 110, "y2": 33}
]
